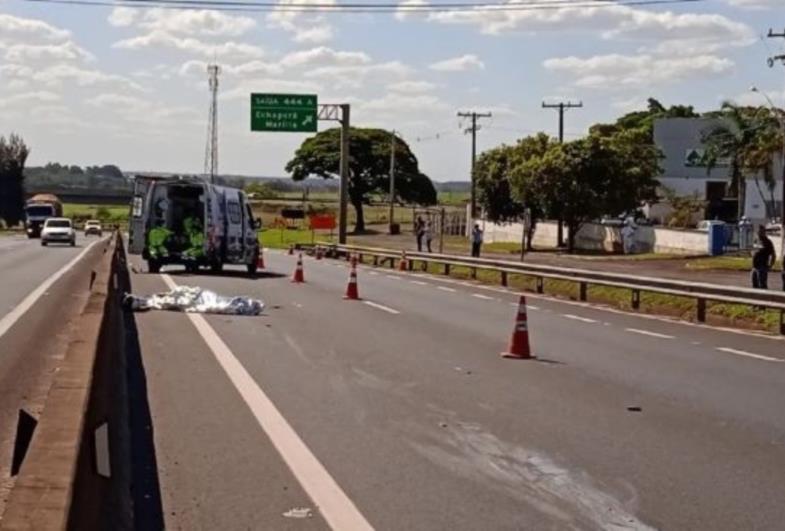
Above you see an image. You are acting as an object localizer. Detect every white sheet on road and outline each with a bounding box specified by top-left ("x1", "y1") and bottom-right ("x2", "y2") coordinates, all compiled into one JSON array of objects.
[{"x1": 124, "y1": 286, "x2": 264, "y2": 316}]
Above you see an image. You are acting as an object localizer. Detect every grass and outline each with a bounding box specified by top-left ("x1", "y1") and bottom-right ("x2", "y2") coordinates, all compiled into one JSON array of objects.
[
  {"x1": 259, "y1": 227, "x2": 336, "y2": 249},
  {"x1": 685, "y1": 256, "x2": 754, "y2": 271},
  {"x1": 354, "y1": 254, "x2": 783, "y2": 334},
  {"x1": 63, "y1": 203, "x2": 129, "y2": 225}
]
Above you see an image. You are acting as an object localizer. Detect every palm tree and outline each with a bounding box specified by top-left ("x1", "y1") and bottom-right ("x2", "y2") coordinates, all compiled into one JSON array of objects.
[{"x1": 702, "y1": 102, "x2": 781, "y2": 221}]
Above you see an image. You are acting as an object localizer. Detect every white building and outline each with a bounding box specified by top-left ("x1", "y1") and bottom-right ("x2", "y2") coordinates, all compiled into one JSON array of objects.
[{"x1": 653, "y1": 117, "x2": 783, "y2": 225}]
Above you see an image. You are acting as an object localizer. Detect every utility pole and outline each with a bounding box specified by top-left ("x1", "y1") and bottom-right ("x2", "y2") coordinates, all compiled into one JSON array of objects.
[
  {"x1": 389, "y1": 130, "x2": 396, "y2": 235},
  {"x1": 204, "y1": 64, "x2": 220, "y2": 184},
  {"x1": 338, "y1": 104, "x2": 351, "y2": 244},
  {"x1": 457, "y1": 111, "x2": 492, "y2": 219},
  {"x1": 542, "y1": 100, "x2": 582, "y2": 246},
  {"x1": 767, "y1": 28, "x2": 785, "y2": 262}
]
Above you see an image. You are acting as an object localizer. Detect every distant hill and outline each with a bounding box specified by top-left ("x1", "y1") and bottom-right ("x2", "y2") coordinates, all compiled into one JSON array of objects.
[{"x1": 433, "y1": 181, "x2": 470, "y2": 193}]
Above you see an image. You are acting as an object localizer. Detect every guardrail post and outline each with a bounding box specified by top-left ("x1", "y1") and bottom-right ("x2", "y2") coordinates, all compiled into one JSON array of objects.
[
  {"x1": 408, "y1": 259, "x2": 414, "y2": 271},
  {"x1": 696, "y1": 298, "x2": 706, "y2": 323},
  {"x1": 444, "y1": 263, "x2": 450, "y2": 276},
  {"x1": 471, "y1": 267, "x2": 477, "y2": 280},
  {"x1": 358, "y1": 253, "x2": 363, "y2": 264},
  {"x1": 501, "y1": 271, "x2": 508, "y2": 287},
  {"x1": 780, "y1": 309, "x2": 785, "y2": 335},
  {"x1": 579, "y1": 282, "x2": 587, "y2": 302},
  {"x1": 631, "y1": 289, "x2": 640, "y2": 310},
  {"x1": 536, "y1": 277, "x2": 544, "y2": 294},
  {"x1": 373, "y1": 255, "x2": 378, "y2": 267}
]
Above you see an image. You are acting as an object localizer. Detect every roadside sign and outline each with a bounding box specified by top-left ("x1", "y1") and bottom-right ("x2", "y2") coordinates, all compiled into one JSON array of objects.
[{"x1": 251, "y1": 93, "x2": 318, "y2": 133}]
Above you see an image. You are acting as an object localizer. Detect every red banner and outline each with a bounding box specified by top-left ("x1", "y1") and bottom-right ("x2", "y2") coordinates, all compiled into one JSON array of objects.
[{"x1": 309, "y1": 214, "x2": 337, "y2": 230}]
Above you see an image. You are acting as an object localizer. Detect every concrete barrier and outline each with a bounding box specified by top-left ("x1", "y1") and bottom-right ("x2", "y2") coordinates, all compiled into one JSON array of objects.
[{"x1": 1, "y1": 234, "x2": 133, "y2": 530}]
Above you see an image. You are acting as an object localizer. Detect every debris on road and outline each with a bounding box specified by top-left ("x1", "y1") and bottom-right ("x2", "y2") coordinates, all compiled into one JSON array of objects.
[
  {"x1": 123, "y1": 286, "x2": 264, "y2": 315},
  {"x1": 282, "y1": 507, "x2": 313, "y2": 519},
  {"x1": 627, "y1": 406, "x2": 642, "y2": 412}
]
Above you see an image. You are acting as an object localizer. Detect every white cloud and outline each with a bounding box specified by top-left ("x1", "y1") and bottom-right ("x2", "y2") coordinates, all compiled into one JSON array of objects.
[
  {"x1": 179, "y1": 59, "x2": 284, "y2": 78},
  {"x1": 395, "y1": 0, "x2": 427, "y2": 21},
  {"x1": 113, "y1": 30, "x2": 264, "y2": 60},
  {"x1": 304, "y1": 61, "x2": 412, "y2": 89},
  {"x1": 221, "y1": 79, "x2": 323, "y2": 101},
  {"x1": 361, "y1": 93, "x2": 449, "y2": 113},
  {"x1": 731, "y1": 88, "x2": 785, "y2": 107},
  {"x1": 544, "y1": 53, "x2": 734, "y2": 89},
  {"x1": 429, "y1": 54, "x2": 484, "y2": 72},
  {"x1": 293, "y1": 25, "x2": 333, "y2": 44},
  {"x1": 280, "y1": 46, "x2": 371, "y2": 67},
  {"x1": 0, "y1": 13, "x2": 70, "y2": 42},
  {"x1": 724, "y1": 0, "x2": 781, "y2": 8},
  {"x1": 389, "y1": 80, "x2": 437, "y2": 93},
  {"x1": 108, "y1": 7, "x2": 138, "y2": 27},
  {"x1": 137, "y1": 8, "x2": 256, "y2": 37},
  {"x1": 30, "y1": 64, "x2": 144, "y2": 90},
  {"x1": 0, "y1": 90, "x2": 61, "y2": 108},
  {"x1": 267, "y1": 0, "x2": 335, "y2": 43},
  {"x1": 2, "y1": 42, "x2": 94, "y2": 63}
]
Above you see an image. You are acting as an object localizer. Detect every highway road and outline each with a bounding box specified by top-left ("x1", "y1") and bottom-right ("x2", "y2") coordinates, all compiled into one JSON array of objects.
[
  {"x1": 125, "y1": 250, "x2": 785, "y2": 530},
  {"x1": 0, "y1": 234, "x2": 106, "y2": 517}
]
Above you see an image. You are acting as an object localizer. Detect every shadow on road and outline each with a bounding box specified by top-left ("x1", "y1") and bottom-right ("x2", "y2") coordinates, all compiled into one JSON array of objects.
[
  {"x1": 166, "y1": 269, "x2": 287, "y2": 280},
  {"x1": 123, "y1": 281, "x2": 165, "y2": 530}
]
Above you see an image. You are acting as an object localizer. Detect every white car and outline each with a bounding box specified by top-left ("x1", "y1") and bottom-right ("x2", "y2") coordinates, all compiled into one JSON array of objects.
[
  {"x1": 41, "y1": 218, "x2": 76, "y2": 247},
  {"x1": 84, "y1": 219, "x2": 103, "y2": 236}
]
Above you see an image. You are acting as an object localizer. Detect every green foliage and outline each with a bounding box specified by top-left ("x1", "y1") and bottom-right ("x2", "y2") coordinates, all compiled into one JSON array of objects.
[
  {"x1": 95, "y1": 206, "x2": 111, "y2": 220},
  {"x1": 702, "y1": 102, "x2": 783, "y2": 220},
  {"x1": 661, "y1": 187, "x2": 706, "y2": 228},
  {"x1": 245, "y1": 180, "x2": 280, "y2": 199},
  {"x1": 0, "y1": 134, "x2": 30, "y2": 227},
  {"x1": 589, "y1": 98, "x2": 699, "y2": 141},
  {"x1": 286, "y1": 127, "x2": 436, "y2": 232}
]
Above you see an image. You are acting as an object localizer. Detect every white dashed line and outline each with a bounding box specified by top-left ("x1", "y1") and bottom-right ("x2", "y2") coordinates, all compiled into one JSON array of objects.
[
  {"x1": 472, "y1": 293, "x2": 494, "y2": 300},
  {"x1": 437, "y1": 286, "x2": 457, "y2": 293},
  {"x1": 716, "y1": 347, "x2": 783, "y2": 362},
  {"x1": 625, "y1": 328, "x2": 674, "y2": 339},
  {"x1": 527, "y1": 305, "x2": 540, "y2": 310},
  {"x1": 363, "y1": 301, "x2": 401, "y2": 314},
  {"x1": 411, "y1": 280, "x2": 429, "y2": 286},
  {"x1": 562, "y1": 314, "x2": 598, "y2": 324},
  {"x1": 160, "y1": 275, "x2": 373, "y2": 531},
  {"x1": 369, "y1": 271, "x2": 379, "y2": 276},
  {"x1": 385, "y1": 275, "x2": 402, "y2": 280}
]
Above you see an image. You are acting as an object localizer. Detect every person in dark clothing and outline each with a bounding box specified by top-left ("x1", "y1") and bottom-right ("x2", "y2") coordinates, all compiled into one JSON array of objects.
[
  {"x1": 471, "y1": 224, "x2": 483, "y2": 258},
  {"x1": 752, "y1": 226, "x2": 776, "y2": 289},
  {"x1": 414, "y1": 216, "x2": 424, "y2": 252}
]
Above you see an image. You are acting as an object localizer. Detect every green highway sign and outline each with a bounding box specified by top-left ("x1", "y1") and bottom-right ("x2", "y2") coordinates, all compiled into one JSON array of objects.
[{"x1": 251, "y1": 93, "x2": 318, "y2": 133}]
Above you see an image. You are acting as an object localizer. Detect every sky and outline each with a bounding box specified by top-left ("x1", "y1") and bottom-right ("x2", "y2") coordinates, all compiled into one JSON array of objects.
[{"x1": 0, "y1": 0, "x2": 783, "y2": 182}]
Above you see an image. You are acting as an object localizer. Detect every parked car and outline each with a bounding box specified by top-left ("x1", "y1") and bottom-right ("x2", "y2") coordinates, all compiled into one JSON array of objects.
[
  {"x1": 41, "y1": 218, "x2": 76, "y2": 247},
  {"x1": 84, "y1": 220, "x2": 103, "y2": 236}
]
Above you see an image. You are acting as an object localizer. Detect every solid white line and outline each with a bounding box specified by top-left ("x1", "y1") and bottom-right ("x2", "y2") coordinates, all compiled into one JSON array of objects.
[
  {"x1": 385, "y1": 274, "x2": 401, "y2": 280},
  {"x1": 624, "y1": 328, "x2": 674, "y2": 339},
  {"x1": 528, "y1": 305, "x2": 540, "y2": 310},
  {"x1": 562, "y1": 314, "x2": 598, "y2": 324},
  {"x1": 410, "y1": 280, "x2": 429, "y2": 286},
  {"x1": 437, "y1": 286, "x2": 457, "y2": 293},
  {"x1": 368, "y1": 271, "x2": 379, "y2": 276},
  {"x1": 472, "y1": 293, "x2": 494, "y2": 300},
  {"x1": 160, "y1": 275, "x2": 373, "y2": 530},
  {"x1": 716, "y1": 347, "x2": 783, "y2": 363},
  {"x1": 0, "y1": 238, "x2": 103, "y2": 340},
  {"x1": 363, "y1": 300, "x2": 401, "y2": 314}
]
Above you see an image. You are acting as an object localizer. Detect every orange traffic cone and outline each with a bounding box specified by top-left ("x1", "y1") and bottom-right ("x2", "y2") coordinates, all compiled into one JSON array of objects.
[
  {"x1": 398, "y1": 251, "x2": 408, "y2": 271},
  {"x1": 256, "y1": 249, "x2": 265, "y2": 269},
  {"x1": 291, "y1": 253, "x2": 305, "y2": 283},
  {"x1": 344, "y1": 258, "x2": 360, "y2": 300},
  {"x1": 501, "y1": 295, "x2": 533, "y2": 359}
]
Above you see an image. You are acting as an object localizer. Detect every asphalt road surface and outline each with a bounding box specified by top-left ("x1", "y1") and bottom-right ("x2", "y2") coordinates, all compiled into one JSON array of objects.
[
  {"x1": 0, "y1": 234, "x2": 106, "y2": 517},
  {"x1": 126, "y1": 250, "x2": 785, "y2": 531}
]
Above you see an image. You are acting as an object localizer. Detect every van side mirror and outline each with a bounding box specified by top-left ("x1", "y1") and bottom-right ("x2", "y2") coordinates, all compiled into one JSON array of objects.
[{"x1": 254, "y1": 218, "x2": 262, "y2": 230}]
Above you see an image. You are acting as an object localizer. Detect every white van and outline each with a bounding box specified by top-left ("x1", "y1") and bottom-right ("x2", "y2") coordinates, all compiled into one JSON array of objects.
[{"x1": 128, "y1": 176, "x2": 261, "y2": 275}]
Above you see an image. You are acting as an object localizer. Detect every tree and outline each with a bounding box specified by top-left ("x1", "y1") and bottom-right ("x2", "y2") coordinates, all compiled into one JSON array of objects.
[
  {"x1": 0, "y1": 134, "x2": 30, "y2": 227},
  {"x1": 245, "y1": 180, "x2": 279, "y2": 199},
  {"x1": 590, "y1": 98, "x2": 699, "y2": 142},
  {"x1": 511, "y1": 133, "x2": 659, "y2": 252},
  {"x1": 702, "y1": 102, "x2": 782, "y2": 221},
  {"x1": 286, "y1": 127, "x2": 437, "y2": 232},
  {"x1": 475, "y1": 133, "x2": 554, "y2": 250}
]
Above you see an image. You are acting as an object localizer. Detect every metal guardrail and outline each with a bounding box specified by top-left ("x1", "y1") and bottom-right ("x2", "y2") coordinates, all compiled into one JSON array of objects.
[{"x1": 311, "y1": 242, "x2": 785, "y2": 335}]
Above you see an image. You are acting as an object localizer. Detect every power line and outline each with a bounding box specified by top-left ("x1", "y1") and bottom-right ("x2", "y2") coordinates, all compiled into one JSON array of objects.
[{"x1": 19, "y1": 0, "x2": 711, "y2": 13}]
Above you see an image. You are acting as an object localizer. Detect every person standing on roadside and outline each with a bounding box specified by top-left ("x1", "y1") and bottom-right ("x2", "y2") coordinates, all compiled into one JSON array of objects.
[
  {"x1": 752, "y1": 225, "x2": 776, "y2": 289},
  {"x1": 414, "y1": 215, "x2": 425, "y2": 252},
  {"x1": 471, "y1": 223, "x2": 483, "y2": 258},
  {"x1": 424, "y1": 220, "x2": 433, "y2": 253}
]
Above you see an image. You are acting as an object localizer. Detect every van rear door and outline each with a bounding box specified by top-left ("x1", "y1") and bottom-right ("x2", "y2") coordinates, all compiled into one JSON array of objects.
[
  {"x1": 128, "y1": 176, "x2": 156, "y2": 254},
  {"x1": 224, "y1": 188, "x2": 244, "y2": 260}
]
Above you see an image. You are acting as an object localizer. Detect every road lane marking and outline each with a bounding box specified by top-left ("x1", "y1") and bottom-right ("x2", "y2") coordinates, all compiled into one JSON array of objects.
[
  {"x1": 562, "y1": 314, "x2": 598, "y2": 324},
  {"x1": 385, "y1": 274, "x2": 401, "y2": 280},
  {"x1": 368, "y1": 271, "x2": 379, "y2": 276},
  {"x1": 625, "y1": 328, "x2": 674, "y2": 339},
  {"x1": 716, "y1": 347, "x2": 783, "y2": 362},
  {"x1": 472, "y1": 293, "x2": 494, "y2": 300},
  {"x1": 161, "y1": 275, "x2": 373, "y2": 531},
  {"x1": 363, "y1": 301, "x2": 400, "y2": 314},
  {"x1": 410, "y1": 280, "x2": 429, "y2": 286},
  {"x1": 437, "y1": 286, "x2": 457, "y2": 293},
  {"x1": 0, "y1": 238, "x2": 104, "y2": 340}
]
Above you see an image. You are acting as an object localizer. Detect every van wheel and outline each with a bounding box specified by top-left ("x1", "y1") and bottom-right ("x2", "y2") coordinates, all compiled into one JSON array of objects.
[
  {"x1": 70, "y1": 239, "x2": 76, "y2": 247},
  {"x1": 247, "y1": 260, "x2": 258, "y2": 276},
  {"x1": 185, "y1": 264, "x2": 198, "y2": 274},
  {"x1": 41, "y1": 241, "x2": 47, "y2": 246},
  {"x1": 147, "y1": 259, "x2": 161, "y2": 274},
  {"x1": 210, "y1": 262, "x2": 223, "y2": 273}
]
